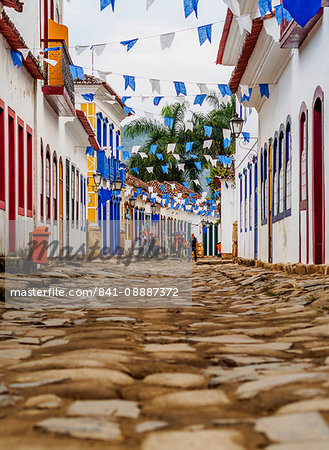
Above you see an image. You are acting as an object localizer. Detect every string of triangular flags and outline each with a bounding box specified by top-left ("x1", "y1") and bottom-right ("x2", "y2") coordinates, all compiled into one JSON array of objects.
[{"x1": 99, "y1": 0, "x2": 200, "y2": 18}]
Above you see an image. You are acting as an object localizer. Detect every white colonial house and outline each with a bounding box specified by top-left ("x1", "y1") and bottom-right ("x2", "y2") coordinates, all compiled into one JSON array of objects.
[
  {"x1": 218, "y1": 0, "x2": 329, "y2": 265},
  {"x1": 74, "y1": 75, "x2": 127, "y2": 257},
  {"x1": 0, "y1": 0, "x2": 93, "y2": 257},
  {"x1": 123, "y1": 175, "x2": 218, "y2": 255}
]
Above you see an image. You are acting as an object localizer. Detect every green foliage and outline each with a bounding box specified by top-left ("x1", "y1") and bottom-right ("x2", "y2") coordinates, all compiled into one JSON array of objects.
[{"x1": 123, "y1": 94, "x2": 236, "y2": 193}]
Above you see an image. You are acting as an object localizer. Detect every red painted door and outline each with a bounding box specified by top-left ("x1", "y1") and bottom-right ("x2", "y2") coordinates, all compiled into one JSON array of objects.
[
  {"x1": 8, "y1": 109, "x2": 16, "y2": 253},
  {"x1": 313, "y1": 95, "x2": 325, "y2": 264}
]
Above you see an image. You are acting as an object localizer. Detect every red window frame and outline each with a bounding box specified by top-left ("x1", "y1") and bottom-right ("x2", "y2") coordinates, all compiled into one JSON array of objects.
[
  {"x1": 17, "y1": 116, "x2": 25, "y2": 216},
  {"x1": 0, "y1": 99, "x2": 5, "y2": 210},
  {"x1": 46, "y1": 148, "x2": 51, "y2": 220},
  {"x1": 26, "y1": 126, "x2": 33, "y2": 217},
  {"x1": 40, "y1": 141, "x2": 44, "y2": 220},
  {"x1": 53, "y1": 153, "x2": 57, "y2": 220}
]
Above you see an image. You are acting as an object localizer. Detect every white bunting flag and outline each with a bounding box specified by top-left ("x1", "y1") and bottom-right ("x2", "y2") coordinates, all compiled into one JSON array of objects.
[
  {"x1": 170, "y1": 184, "x2": 175, "y2": 190},
  {"x1": 210, "y1": 158, "x2": 218, "y2": 167},
  {"x1": 167, "y1": 143, "x2": 176, "y2": 154},
  {"x1": 139, "y1": 152, "x2": 148, "y2": 159},
  {"x1": 18, "y1": 48, "x2": 30, "y2": 60},
  {"x1": 202, "y1": 192, "x2": 207, "y2": 198},
  {"x1": 236, "y1": 14, "x2": 252, "y2": 35},
  {"x1": 203, "y1": 140, "x2": 213, "y2": 149},
  {"x1": 204, "y1": 155, "x2": 212, "y2": 162},
  {"x1": 172, "y1": 153, "x2": 180, "y2": 160},
  {"x1": 177, "y1": 193, "x2": 183, "y2": 198},
  {"x1": 44, "y1": 58, "x2": 58, "y2": 67},
  {"x1": 223, "y1": 0, "x2": 240, "y2": 16},
  {"x1": 150, "y1": 79, "x2": 161, "y2": 94},
  {"x1": 132, "y1": 145, "x2": 141, "y2": 154},
  {"x1": 75, "y1": 45, "x2": 89, "y2": 55},
  {"x1": 197, "y1": 83, "x2": 209, "y2": 94},
  {"x1": 98, "y1": 70, "x2": 112, "y2": 81},
  {"x1": 148, "y1": 186, "x2": 154, "y2": 193},
  {"x1": 194, "y1": 179, "x2": 200, "y2": 186},
  {"x1": 146, "y1": 166, "x2": 154, "y2": 173},
  {"x1": 178, "y1": 163, "x2": 185, "y2": 171},
  {"x1": 223, "y1": 128, "x2": 232, "y2": 140},
  {"x1": 264, "y1": 17, "x2": 280, "y2": 42},
  {"x1": 185, "y1": 121, "x2": 193, "y2": 132},
  {"x1": 94, "y1": 44, "x2": 106, "y2": 56},
  {"x1": 240, "y1": 84, "x2": 251, "y2": 98},
  {"x1": 160, "y1": 32, "x2": 175, "y2": 51},
  {"x1": 146, "y1": 0, "x2": 156, "y2": 10}
]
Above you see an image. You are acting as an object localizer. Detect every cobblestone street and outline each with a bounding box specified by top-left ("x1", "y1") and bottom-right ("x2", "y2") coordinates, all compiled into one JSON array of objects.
[{"x1": 1, "y1": 260, "x2": 329, "y2": 449}]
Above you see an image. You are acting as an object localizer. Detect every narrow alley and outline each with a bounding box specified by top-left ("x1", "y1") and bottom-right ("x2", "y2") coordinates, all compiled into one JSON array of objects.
[{"x1": 1, "y1": 260, "x2": 329, "y2": 449}]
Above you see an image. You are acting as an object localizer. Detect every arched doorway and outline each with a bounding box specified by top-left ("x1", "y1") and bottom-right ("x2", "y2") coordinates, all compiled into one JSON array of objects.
[
  {"x1": 312, "y1": 88, "x2": 325, "y2": 264},
  {"x1": 59, "y1": 159, "x2": 63, "y2": 250},
  {"x1": 299, "y1": 105, "x2": 309, "y2": 264}
]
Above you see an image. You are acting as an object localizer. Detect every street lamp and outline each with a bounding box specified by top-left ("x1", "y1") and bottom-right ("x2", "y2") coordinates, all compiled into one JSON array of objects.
[
  {"x1": 128, "y1": 196, "x2": 136, "y2": 208},
  {"x1": 93, "y1": 172, "x2": 102, "y2": 191},
  {"x1": 205, "y1": 221, "x2": 211, "y2": 229},
  {"x1": 229, "y1": 113, "x2": 244, "y2": 138},
  {"x1": 113, "y1": 176, "x2": 123, "y2": 192},
  {"x1": 151, "y1": 203, "x2": 157, "y2": 214}
]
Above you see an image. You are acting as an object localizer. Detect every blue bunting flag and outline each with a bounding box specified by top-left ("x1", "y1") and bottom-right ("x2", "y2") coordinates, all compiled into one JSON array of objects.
[
  {"x1": 121, "y1": 96, "x2": 131, "y2": 104},
  {"x1": 218, "y1": 155, "x2": 225, "y2": 164},
  {"x1": 194, "y1": 94, "x2": 207, "y2": 106},
  {"x1": 123, "y1": 106, "x2": 135, "y2": 115},
  {"x1": 120, "y1": 39, "x2": 138, "y2": 51},
  {"x1": 174, "y1": 81, "x2": 187, "y2": 96},
  {"x1": 194, "y1": 161, "x2": 202, "y2": 170},
  {"x1": 69, "y1": 64, "x2": 84, "y2": 80},
  {"x1": 123, "y1": 75, "x2": 136, "y2": 91},
  {"x1": 184, "y1": 0, "x2": 199, "y2": 18},
  {"x1": 100, "y1": 0, "x2": 115, "y2": 11},
  {"x1": 205, "y1": 177, "x2": 211, "y2": 184},
  {"x1": 204, "y1": 125, "x2": 213, "y2": 137},
  {"x1": 223, "y1": 138, "x2": 231, "y2": 149},
  {"x1": 82, "y1": 93, "x2": 95, "y2": 102},
  {"x1": 11, "y1": 50, "x2": 22, "y2": 68},
  {"x1": 165, "y1": 117, "x2": 174, "y2": 129},
  {"x1": 185, "y1": 142, "x2": 194, "y2": 152},
  {"x1": 242, "y1": 132, "x2": 250, "y2": 143},
  {"x1": 198, "y1": 24, "x2": 212, "y2": 45},
  {"x1": 189, "y1": 154, "x2": 198, "y2": 159},
  {"x1": 274, "y1": 4, "x2": 292, "y2": 25},
  {"x1": 225, "y1": 156, "x2": 233, "y2": 165},
  {"x1": 258, "y1": 0, "x2": 272, "y2": 18},
  {"x1": 218, "y1": 84, "x2": 232, "y2": 97},
  {"x1": 122, "y1": 151, "x2": 130, "y2": 159},
  {"x1": 131, "y1": 167, "x2": 139, "y2": 174},
  {"x1": 44, "y1": 47, "x2": 61, "y2": 52},
  {"x1": 85, "y1": 147, "x2": 95, "y2": 157},
  {"x1": 182, "y1": 182, "x2": 188, "y2": 188},
  {"x1": 153, "y1": 96, "x2": 164, "y2": 106},
  {"x1": 283, "y1": 0, "x2": 321, "y2": 27},
  {"x1": 150, "y1": 144, "x2": 158, "y2": 154},
  {"x1": 156, "y1": 153, "x2": 164, "y2": 160},
  {"x1": 162, "y1": 165, "x2": 169, "y2": 174},
  {"x1": 160, "y1": 185, "x2": 165, "y2": 191},
  {"x1": 259, "y1": 83, "x2": 270, "y2": 98}
]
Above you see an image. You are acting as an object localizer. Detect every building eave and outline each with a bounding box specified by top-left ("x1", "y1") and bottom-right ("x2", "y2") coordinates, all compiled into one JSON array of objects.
[
  {"x1": 228, "y1": 18, "x2": 263, "y2": 93},
  {"x1": 76, "y1": 109, "x2": 101, "y2": 151},
  {"x1": 216, "y1": 8, "x2": 234, "y2": 65},
  {"x1": 2, "y1": 0, "x2": 23, "y2": 12},
  {"x1": 0, "y1": 9, "x2": 44, "y2": 80}
]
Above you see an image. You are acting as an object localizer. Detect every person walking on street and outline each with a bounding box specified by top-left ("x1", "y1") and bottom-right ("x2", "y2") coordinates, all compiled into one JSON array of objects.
[{"x1": 191, "y1": 233, "x2": 197, "y2": 262}]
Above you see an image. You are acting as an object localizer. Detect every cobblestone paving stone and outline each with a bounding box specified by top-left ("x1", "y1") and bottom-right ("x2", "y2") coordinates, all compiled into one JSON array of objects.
[{"x1": 1, "y1": 260, "x2": 329, "y2": 449}]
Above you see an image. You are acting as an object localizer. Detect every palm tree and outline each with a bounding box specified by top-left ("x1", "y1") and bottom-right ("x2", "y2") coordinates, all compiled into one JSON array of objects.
[{"x1": 124, "y1": 95, "x2": 236, "y2": 193}]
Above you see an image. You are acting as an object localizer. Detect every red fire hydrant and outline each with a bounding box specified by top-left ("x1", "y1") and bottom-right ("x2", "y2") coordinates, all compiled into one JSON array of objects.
[{"x1": 31, "y1": 226, "x2": 51, "y2": 264}]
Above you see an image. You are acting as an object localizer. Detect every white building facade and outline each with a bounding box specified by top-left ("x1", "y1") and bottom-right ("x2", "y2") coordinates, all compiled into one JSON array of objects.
[
  {"x1": 0, "y1": 0, "x2": 92, "y2": 257},
  {"x1": 218, "y1": 1, "x2": 329, "y2": 265}
]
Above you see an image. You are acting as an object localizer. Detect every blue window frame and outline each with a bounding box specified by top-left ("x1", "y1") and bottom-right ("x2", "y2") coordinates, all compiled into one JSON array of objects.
[
  {"x1": 285, "y1": 119, "x2": 292, "y2": 216},
  {"x1": 273, "y1": 136, "x2": 278, "y2": 219},
  {"x1": 109, "y1": 124, "x2": 114, "y2": 151},
  {"x1": 248, "y1": 163, "x2": 252, "y2": 231},
  {"x1": 262, "y1": 145, "x2": 268, "y2": 225},
  {"x1": 244, "y1": 168, "x2": 247, "y2": 232}
]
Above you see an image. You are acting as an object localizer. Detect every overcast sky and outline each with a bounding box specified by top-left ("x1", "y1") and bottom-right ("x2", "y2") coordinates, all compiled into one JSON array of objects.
[{"x1": 64, "y1": 0, "x2": 233, "y2": 120}]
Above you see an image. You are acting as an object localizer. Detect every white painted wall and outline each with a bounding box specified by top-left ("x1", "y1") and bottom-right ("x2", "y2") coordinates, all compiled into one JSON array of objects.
[{"x1": 220, "y1": 178, "x2": 236, "y2": 254}]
